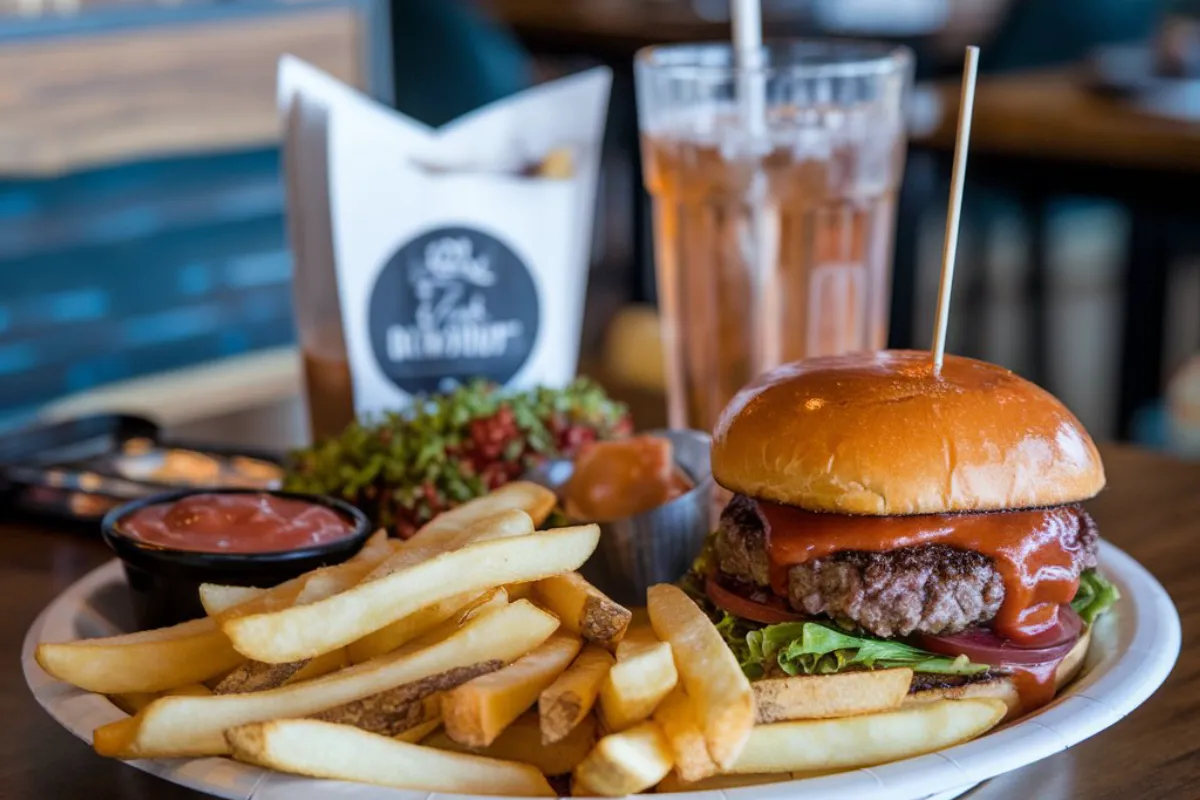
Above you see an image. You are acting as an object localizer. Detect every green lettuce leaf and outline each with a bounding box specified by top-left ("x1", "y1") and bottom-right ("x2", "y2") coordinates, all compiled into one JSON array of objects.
[
  {"x1": 717, "y1": 614, "x2": 987, "y2": 679},
  {"x1": 1071, "y1": 569, "x2": 1120, "y2": 624}
]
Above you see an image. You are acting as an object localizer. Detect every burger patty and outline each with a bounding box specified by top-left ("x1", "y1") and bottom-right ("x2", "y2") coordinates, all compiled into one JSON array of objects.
[{"x1": 714, "y1": 494, "x2": 1100, "y2": 637}]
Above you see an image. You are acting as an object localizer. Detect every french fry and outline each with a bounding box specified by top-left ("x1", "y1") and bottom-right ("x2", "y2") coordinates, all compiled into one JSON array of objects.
[
  {"x1": 536, "y1": 147, "x2": 575, "y2": 179},
  {"x1": 344, "y1": 512, "x2": 526, "y2": 664},
  {"x1": 36, "y1": 619, "x2": 243, "y2": 694},
  {"x1": 199, "y1": 534, "x2": 391, "y2": 623},
  {"x1": 108, "y1": 683, "x2": 212, "y2": 715},
  {"x1": 506, "y1": 582, "x2": 534, "y2": 601},
  {"x1": 263, "y1": 530, "x2": 396, "y2": 609},
  {"x1": 198, "y1": 585, "x2": 263, "y2": 614},
  {"x1": 313, "y1": 674, "x2": 477, "y2": 737},
  {"x1": 753, "y1": 668, "x2": 913, "y2": 723},
  {"x1": 223, "y1": 525, "x2": 599, "y2": 664},
  {"x1": 294, "y1": 561, "x2": 378, "y2": 606},
  {"x1": 628, "y1": 606, "x2": 649, "y2": 628},
  {"x1": 108, "y1": 691, "x2": 157, "y2": 715},
  {"x1": 71, "y1": 618, "x2": 212, "y2": 646},
  {"x1": 407, "y1": 481, "x2": 556, "y2": 546},
  {"x1": 354, "y1": 506, "x2": 534, "y2": 644},
  {"x1": 539, "y1": 644, "x2": 614, "y2": 744},
  {"x1": 345, "y1": 594, "x2": 473, "y2": 664},
  {"x1": 534, "y1": 573, "x2": 632, "y2": 647},
  {"x1": 212, "y1": 649, "x2": 348, "y2": 695},
  {"x1": 226, "y1": 719, "x2": 555, "y2": 797},
  {"x1": 289, "y1": 648, "x2": 350, "y2": 683},
  {"x1": 425, "y1": 712, "x2": 597, "y2": 776},
  {"x1": 651, "y1": 686, "x2": 717, "y2": 782},
  {"x1": 597, "y1": 625, "x2": 677, "y2": 732},
  {"x1": 94, "y1": 600, "x2": 558, "y2": 758},
  {"x1": 204, "y1": 582, "x2": 305, "y2": 624},
  {"x1": 347, "y1": 587, "x2": 505, "y2": 664},
  {"x1": 656, "y1": 771, "x2": 781, "y2": 793},
  {"x1": 444, "y1": 633, "x2": 582, "y2": 747},
  {"x1": 92, "y1": 716, "x2": 138, "y2": 756},
  {"x1": 728, "y1": 698, "x2": 1008, "y2": 774},
  {"x1": 369, "y1": 508, "x2": 536, "y2": 582},
  {"x1": 572, "y1": 721, "x2": 673, "y2": 796},
  {"x1": 347, "y1": 590, "x2": 509, "y2": 680},
  {"x1": 201, "y1": 529, "x2": 393, "y2": 621},
  {"x1": 402, "y1": 588, "x2": 509, "y2": 651},
  {"x1": 614, "y1": 623, "x2": 660, "y2": 659},
  {"x1": 647, "y1": 584, "x2": 753, "y2": 768},
  {"x1": 395, "y1": 717, "x2": 441, "y2": 744},
  {"x1": 211, "y1": 660, "x2": 307, "y2": 695},
  {"x1": 345, "y1": 511, "x2": 530, "y2": 663}
]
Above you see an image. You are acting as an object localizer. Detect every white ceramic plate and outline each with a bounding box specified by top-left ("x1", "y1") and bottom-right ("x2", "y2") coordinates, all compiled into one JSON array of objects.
[{"x1": 23, "y1": 541, "x2": 1179, "y2": 800}]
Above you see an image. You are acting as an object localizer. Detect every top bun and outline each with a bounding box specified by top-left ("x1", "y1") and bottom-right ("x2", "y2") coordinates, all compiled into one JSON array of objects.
[{"x1": 711, "y1": 350, "x2": 1105, "y2": 515}]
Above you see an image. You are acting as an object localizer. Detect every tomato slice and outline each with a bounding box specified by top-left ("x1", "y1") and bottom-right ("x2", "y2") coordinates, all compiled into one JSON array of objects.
[
  {"x1": 915, "y1": 605, "x2": 1084, "y2": 667},
  {"x1": 705, "y1": 574, "x2": 806, "y2": 625}
]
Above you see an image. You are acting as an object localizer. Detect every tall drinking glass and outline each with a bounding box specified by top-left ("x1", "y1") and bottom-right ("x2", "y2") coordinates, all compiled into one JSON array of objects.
[{"x1": 635, "y1": 41, "x2": 913, "y2": 431}]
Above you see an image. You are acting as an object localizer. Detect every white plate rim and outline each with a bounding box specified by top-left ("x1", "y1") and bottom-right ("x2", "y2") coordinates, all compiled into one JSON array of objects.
[{"x1": 22, "y1": 540, "x2": 1181, "y2": 800}]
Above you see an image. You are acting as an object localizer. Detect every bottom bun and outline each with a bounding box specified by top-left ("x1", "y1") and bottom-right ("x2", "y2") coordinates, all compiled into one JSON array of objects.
[{"x1": 903, "y1": 626, "x2": 1093, "y2": 720}]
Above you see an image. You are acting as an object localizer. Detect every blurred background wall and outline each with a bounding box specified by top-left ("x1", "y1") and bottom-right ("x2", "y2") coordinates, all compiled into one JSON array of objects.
[{"x1": 0, "y1": 0, "x2": 371, "y2": 426}]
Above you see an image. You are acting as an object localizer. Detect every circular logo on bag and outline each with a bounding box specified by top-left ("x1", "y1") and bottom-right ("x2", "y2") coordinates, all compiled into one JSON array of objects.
[{"x1": 367, "y1": 226, "x2": 540, "y2": 394}]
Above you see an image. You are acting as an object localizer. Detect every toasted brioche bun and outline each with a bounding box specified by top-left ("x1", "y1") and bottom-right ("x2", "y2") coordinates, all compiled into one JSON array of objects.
[
  {"x1": 711, "y1": 350, "x2": 1105, "y2": 515},
  {"x1": 903, "y1": 626, "x2": 1092, "y2": 720}
]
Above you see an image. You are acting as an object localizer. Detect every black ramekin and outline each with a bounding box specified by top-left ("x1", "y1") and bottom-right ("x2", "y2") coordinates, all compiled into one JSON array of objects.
[{"x1": 101, "y1": 488, "x2": 372, "y2": 630}]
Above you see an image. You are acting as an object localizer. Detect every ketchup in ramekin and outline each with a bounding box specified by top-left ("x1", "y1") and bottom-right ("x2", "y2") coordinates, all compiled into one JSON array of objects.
[
  {"x1": 118, "y1": 492, "x2": 356, "y2": 554},
  {"x1": 102, "y1": 489, "x2": 370, "y2": 629}
]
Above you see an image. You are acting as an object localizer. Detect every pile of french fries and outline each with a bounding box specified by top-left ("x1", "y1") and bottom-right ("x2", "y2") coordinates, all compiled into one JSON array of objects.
[{"x1": 36, "y1": 481, "x2": 1007, "y2": 797}]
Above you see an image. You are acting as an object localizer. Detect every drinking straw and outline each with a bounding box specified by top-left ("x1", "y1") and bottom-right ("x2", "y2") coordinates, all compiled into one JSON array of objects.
[
  {"x1": 731, "y1": 0, "x2": 781, "y2": 372},
  {"x1": 732, "y1": 0, "x2": 766, "y2": 135}
]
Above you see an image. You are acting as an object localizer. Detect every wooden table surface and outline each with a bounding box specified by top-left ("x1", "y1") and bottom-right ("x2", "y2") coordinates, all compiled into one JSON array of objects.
[
  {"x1": 2, "y1": 445, "x2": 1197, "y2": 798},
  {"x1": 915, "y1": 69, "x2": 1200, "y2": 172}
]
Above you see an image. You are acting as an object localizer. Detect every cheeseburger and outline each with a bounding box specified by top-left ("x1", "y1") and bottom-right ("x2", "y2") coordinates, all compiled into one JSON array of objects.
[{"x1": 691, "y1": 350, "x2": 1118, "y2": 717}]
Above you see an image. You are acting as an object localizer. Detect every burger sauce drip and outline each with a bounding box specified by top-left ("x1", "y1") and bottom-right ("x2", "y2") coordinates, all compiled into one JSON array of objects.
[
  {"x1": 1010, "y1": 663, "x2": 1061, "y2": 714},
  {"x1": 757, "y1": 502, "x2": 1089, "y2": 712},
  {"x1": 757, "y1": 502, "x2": 1087, "y2": 644}
]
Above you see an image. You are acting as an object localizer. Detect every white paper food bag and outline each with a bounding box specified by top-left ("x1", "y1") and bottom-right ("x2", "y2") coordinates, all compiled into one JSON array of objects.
[{"x1": 278, "y1": 57, "x2": 611, "y2": 420}]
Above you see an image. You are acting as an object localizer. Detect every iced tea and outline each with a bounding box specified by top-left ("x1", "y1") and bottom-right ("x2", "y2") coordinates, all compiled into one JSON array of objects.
[{"x1": 636, "y1": 42, "x2": 912, "y2": 431}]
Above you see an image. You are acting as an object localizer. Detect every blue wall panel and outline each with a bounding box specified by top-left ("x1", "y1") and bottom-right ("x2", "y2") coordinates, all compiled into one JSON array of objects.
[{"x1": 0, "y1": 147, "x2": 298, "y2": 424}]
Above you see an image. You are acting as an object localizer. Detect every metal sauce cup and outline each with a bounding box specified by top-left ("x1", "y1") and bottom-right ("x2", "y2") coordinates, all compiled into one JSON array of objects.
[{"x1": 529, "y1": 429, "x2": 713, "y2": 607}]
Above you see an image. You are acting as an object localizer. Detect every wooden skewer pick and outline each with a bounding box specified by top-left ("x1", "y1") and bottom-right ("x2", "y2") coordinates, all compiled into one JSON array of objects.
[{"x1": 932, "y1": 46, "x2": 980, "y2": 372}]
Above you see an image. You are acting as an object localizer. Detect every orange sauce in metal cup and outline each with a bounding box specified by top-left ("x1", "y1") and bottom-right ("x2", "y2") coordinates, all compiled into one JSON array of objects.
[{"x1": 564, "y1": 436, "x2": 693, "y2": 522}]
